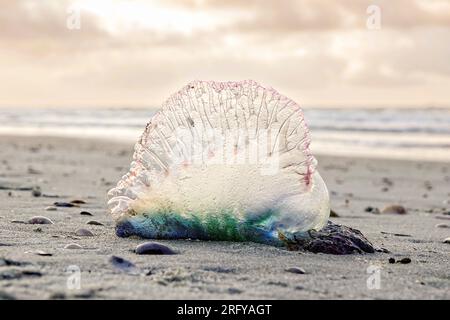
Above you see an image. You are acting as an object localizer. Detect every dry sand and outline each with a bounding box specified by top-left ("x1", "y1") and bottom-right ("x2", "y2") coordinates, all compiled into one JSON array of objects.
[{"x1": 0, "y1": 135, "x2": 449, "y2": 299}]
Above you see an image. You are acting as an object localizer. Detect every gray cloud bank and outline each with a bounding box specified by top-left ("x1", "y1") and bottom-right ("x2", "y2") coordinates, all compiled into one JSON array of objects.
[{"x1": 0, "y1": 0, "x2": 449, "y2": 108}]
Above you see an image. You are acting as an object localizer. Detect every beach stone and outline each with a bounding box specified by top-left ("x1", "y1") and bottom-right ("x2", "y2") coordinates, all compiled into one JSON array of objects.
[
  {"x1": 109, "y1": 255, "x2": 139, "y2": 275},
  {"x1": 75, "y1": 228, "x2": 94, "y2": 237},
  {"x1": 398, "y1": 257, "x2": 411, "y2": 264},
  {"x1": 45, "y1": 206, "x2": 57, "y2": 211},
  {"x1": 35, "y1": 250, "x2": 52, "y2": 256},
  {"x1": 64, "y1": 243, "x2": 83, "y2": 249},
  {"x1": 443, "y1": 237, "x2": 450, "y2": 244},
  {"x1": 382, "y1": 177, "x2": 394, "y2": 186},
  {"x1": 388, "y1": 258, "x2": 396, "y2": 264},
  {"x1": 31, "y1": 186, "x2": 41, "y2": 197},
  {"x1": 435, "y1": 223, "x2": 449, "y2": 228},
  {"x1": 80, "y1": 211, "x2": 93, "y2": 216},
  {"x1": 0, "y1": 270, "x2": 21, "y2": 280},
  {"x1": 54, "y1": 202, "x2": 78, "y2": 208},
  {"x1": 203, "y1": 266, "x2": 236, "y2": 274},
  {"x1": 11, "y1": 220, "x2": 26, "y2": 224},
  {"x1": 21, "y1": 270, "x2": 43, "y2": 277},
  {"x1": 365, "y1": 206, "x2": 380, "y2": 214},
  {"x1": 27, "y1": 167, "x2": 42, "y2": 175},
  {"x1": 381, "y1": 205, "x2": 407, "y2": 215},
  {"x1": 286, "y1": 221, "x2": 376, "y2": 255},
  {"x1": 0, "y1": 258, "x2": 28, "y2": 267},
  {"x1": 28, "y1": 216, "x2": 54, "y2": 225},
  {"x1": 86, "y1": 220, "x2": 103, "y2": 226},
  {"x1": 42, "y1": 194, "x2": 60, "y2": 198},
  {"x1": 285, "y1": 267, "x2": 306, "y2": 274},
  {"x1": 135, "y1": 242, "x2": 176, "y2": 255},
  {"x1": 71, "y1": 200, "x2": 86, "y2": 204},
  {"x1": 0, "y1": 269, "x2": 42, "y2": 280}
]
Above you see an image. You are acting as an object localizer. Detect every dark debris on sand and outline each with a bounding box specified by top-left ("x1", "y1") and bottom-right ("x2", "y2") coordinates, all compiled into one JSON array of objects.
[{"x1": 284, "y1": 221, "x2": 376, "y2": 255}]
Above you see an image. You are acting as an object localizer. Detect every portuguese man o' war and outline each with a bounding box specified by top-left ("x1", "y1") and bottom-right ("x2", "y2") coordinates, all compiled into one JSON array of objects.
[{"x1": 107, "y1": 80, "x2": 375, "y2": 254}]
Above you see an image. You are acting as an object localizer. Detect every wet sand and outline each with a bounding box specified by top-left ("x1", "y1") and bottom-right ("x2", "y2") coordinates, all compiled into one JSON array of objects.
[{"x1": 0, "y1": 135, "x2": 449, "y2": 299}]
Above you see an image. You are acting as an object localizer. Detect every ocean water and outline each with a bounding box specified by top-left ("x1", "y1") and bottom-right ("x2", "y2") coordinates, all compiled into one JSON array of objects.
[{"x1": 0, "y1": 108, "x2": 449, "y2": 162}]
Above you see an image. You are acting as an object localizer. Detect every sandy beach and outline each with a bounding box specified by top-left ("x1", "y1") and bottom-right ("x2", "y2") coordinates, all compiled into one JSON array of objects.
[{"x1": 0, "y1": 135, "x2": 449, "y2": 300}]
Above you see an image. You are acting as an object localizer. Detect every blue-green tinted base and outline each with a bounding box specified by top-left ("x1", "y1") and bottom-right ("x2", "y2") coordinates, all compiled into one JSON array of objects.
[{"x1": 115, "y1": 210, "x2": 285, "y2": 247}]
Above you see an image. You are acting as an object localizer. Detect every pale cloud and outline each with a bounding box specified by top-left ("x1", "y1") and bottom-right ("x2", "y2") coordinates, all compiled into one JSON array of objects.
[{"x1": 0, "y1": 0, "x2": 449, "y2": 108}]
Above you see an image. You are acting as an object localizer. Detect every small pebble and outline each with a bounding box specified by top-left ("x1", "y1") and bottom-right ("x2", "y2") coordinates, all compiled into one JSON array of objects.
[
  {"x1": 27, "y1": 167, "x2": 42, "y2": 175},
  {"x1": 87, "y1": 220, "x2": 103, "y2": 226},
  {"x1": 71, "y1": 200, "x2": 86, "y2": 204},
  {"x1": 11, "y1": 220, "x2": 26, "y2": 224},
  {"x1": 329, "y1": 210, "x2": 339, "y2": 218},
  {"x1": 443, "y1": 237, "x2": 450, "y2": 244},
  {"x1": 80, "y1": 211, "x2": 93, "y2": 216},
  {"x1": 135, "y1": 242, "x2": 176, "y2": 255},
  {"x1": 109, "y1": 255, "x2": 139, "y2": 274},
  {"x1": 28, "y1": 250, "x2": 52, "y2": 256},
  {"x1": 75, "y1": 228, "x2": 94, "y2": 237},
  {"x1": 54, "y1": 202, "x2": 78, "y2": 208},
  {"x1": 0, "y1": 258, "x2": 28, "y2": 267},
  {"x1": 382, "y1": 177, "x2": 394, "y2": 186},
  {"x1": 45, "y1": 206, "x2": 57, "y2": 211},
  {"x1": 64, "y1": 243, "x2": 83, "y2": 249},
  {"x1": 31, "y1": 186, "x2": 42, "y2": 197},
  {"x1": 365, "y1": 206, "x2": 380, "y2": 214},
  {"x1": 227, "y1": 288, "x2": 242, "y2": 294},
  {"x1": 388, "y1": 258, "x2": 396, "y2": 263},
  {"x1": 398, "y1": 258, "x2": 411, "y2": 264},
  {"x1": 285, "y1": 267, "x2": 306, "y2": 274},
  {"x1": 381, "y1": 205, "x2": 407, "y2": 215},
  {"x1": 0, "y1": 269, "x2": 41, "y2": 280},
  {"x1": 435, "y1": 223, "x2": 450, "y2": 228},
  {"x1": 28, "y1": 216, "x2": 54, "y2": 225}
]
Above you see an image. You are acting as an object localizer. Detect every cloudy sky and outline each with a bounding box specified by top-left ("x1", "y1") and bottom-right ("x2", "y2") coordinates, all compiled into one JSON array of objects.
[{"x1": 1, "y1": 0, "x2": 450, "y2": 108}]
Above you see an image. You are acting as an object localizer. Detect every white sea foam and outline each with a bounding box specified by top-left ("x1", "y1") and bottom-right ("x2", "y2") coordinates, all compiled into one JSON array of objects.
[{"x1": 1, "y1": 107, "x2": 449, "y2": 162}]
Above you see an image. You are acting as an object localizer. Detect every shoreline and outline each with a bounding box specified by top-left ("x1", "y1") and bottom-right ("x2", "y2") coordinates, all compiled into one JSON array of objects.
[
  {"x1": 1, "y1": 133, "x2": 449, "y2": 164},
  {"x1": 0, "y1": 135, "x2": 449, "y2": 299}
]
